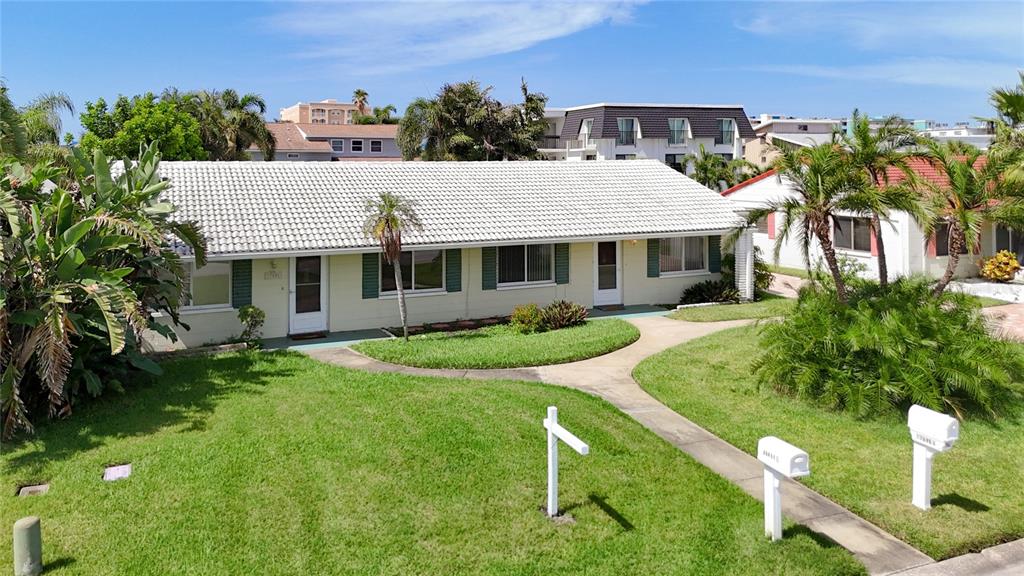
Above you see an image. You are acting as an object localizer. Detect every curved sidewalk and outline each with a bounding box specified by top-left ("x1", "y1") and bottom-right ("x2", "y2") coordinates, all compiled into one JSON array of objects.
[{"x1": 305, "y1": 316, "x2": 933, "y2": 576}]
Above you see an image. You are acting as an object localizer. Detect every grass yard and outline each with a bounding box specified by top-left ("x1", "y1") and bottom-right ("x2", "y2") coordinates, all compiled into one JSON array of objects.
[
  {"x1": 768, "y1": 265, "x2": 813, "y2": 279},
  {"x1": 634, "y1": 325, "x2": 1024, "y2": 559},
  {"x1": 352, "y1": 318, "x2": 640, "y2": 369},
  {"x1": 2, "y1": 352, "x2": 864, "y2": 575},
  {"x1": 670, "y1": 293, "x2": 796, "y2": 322}
]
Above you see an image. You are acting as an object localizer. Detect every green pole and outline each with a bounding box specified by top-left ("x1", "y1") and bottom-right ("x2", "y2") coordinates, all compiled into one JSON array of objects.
[{"x1": 12, "y1": 516, "x2": 42, "y2": 576}]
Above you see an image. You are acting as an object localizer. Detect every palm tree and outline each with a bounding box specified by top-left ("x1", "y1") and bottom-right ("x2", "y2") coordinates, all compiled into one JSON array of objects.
[
  {"x1": 837, "y1": 110, "x2": 922, "y2": 288},
  {"x1": 921, "y1": 140, "x2": 1024, "y2": 296},
  {"x1": 183, "y1": 90, "x2": 275, "y2": 161},
  {"x1": 0, "y1": 83, "x2": 28, "y2": 158},
  {"x1": 683, "y1": 144, "x2": 759, "y2": 191},
  {"x1": 744, "y1": 144, "x2": 869, "y2": 303},
  {"x1": 990, "y1": 71, "x2": 1024, "y2": 129},
  {"x1": 363, "y1": 192, "x2": 422, "y2": 340},
  {"x1": 0, "y1": 82, "x2": 74, "y2": 164},
  {"x1": 374, "y1": 104, "x2": 397, "y2": 123},
  {"x1": 352, "y1": 89, "x2": 369, "y2": 115}
]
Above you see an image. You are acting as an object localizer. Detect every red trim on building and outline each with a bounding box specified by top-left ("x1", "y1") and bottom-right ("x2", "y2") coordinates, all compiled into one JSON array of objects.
[
  {"x1": 926, "y1": 235, "x2": 937, "y2": 257},
  {"x1": 870, "y1": 230, "x2": 878, "y2": 256},
  {"x1": 722, "y1": 169, "x2": 776, "y2": 196},
  {"x1": 767, "y1": 212, "x2": 776, "y2": 240}
]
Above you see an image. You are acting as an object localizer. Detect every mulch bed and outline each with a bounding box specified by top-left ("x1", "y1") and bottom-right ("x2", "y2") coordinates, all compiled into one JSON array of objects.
[{"x1": 389, "y1": 316, "x2": 510, "y2": 336}]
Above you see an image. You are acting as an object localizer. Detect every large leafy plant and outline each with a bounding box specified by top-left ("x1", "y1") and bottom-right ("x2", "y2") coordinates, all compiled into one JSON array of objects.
[{"x1": 1, "y1": 143, "x2": 205, "y2": 437}]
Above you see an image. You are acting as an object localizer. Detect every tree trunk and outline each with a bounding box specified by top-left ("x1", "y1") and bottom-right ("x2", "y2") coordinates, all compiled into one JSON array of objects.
[
  {"x1": 816, "y1": 220, "x2": 849, "y2": 303},
  {"x1": 872, "y1": 212, "x2": 889, "y2": 289},
  {"x1": 394, "y1": 264, "x2": 409, "y2": 341},
  {"x1": 933, "y1": 224, "x2": 963, "y2": 297}
]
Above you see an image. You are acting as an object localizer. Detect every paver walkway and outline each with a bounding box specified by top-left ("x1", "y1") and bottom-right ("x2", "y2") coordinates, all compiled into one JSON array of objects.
[
  {"x1": 306, "y1": 316, "x2": 934, "y2": 575},
  {"x1": 768, "y1": 272, "x2": 808, "y2": 298},
  {"x1": 982, "y1": 303, "x2": 1024, "y2": 342}
]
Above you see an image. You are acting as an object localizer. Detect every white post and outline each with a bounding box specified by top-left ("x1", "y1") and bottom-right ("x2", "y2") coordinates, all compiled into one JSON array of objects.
[
  {"x1": 763, "y1": 469, "x2": 782, "y2": 541},
  {"x1": 912, "y1": 443, "x2": 934, "y2": 510},
  {"x1": 546, "y1": 406, "x2": 559, "y2": 517},
  {"x1": 734, "y1": 229, "x2": 755, "y2": 301}
]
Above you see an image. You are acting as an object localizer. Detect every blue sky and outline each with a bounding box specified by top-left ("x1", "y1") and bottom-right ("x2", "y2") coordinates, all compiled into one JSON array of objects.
[{"x1": 2, "y1": 1, "x2": 1022, "y2": 136}]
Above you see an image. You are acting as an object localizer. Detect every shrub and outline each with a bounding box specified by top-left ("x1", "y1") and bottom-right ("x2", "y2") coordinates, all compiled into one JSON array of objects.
[
  {"x1": 541, "y1": 300, "x2": 588, "y2": 330},
  {"x1": 238, "y1": 305, "x2": 266, "y2": 348},
  {"x1": 510, "y1": 304, "x2": 544, "y2": 334},
  {"x1": 754, "y1": 277, "x2": 1024, "y2": 418},
  {"x1": 680, "y1": 280, "x2": 741, "y2": 305},
  {"x1": 979, "y1": 250, "x2": 1022, "y2": 283}
]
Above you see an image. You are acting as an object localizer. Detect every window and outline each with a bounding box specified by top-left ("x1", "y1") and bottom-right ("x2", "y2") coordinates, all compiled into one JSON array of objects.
[
  {"x1": 833, "y1": 216, "x2": 872, "y2": 252},
  {"x1": 668, "y1": 118, "x2": 687, "y2": 145},
  {"x1": 615, "y1": 154, "x2": 637, "y2": 160},
  {"x1": 183, "y1": 262, "x2": 231, "y2": 308},
  {"x1": 584, "y1": 154, "x2": 597, "y2": 161},
  {"x1": 665, "y1": 154, "x2": 686, "y2": 172},
  {"x1": 351, "y1": 139, "x2": 363, "y2": 153},
  {"x1": 797, "y1": 124, "x2": 809, "y2": 132},
  {"x1": 497, "y1": 244, "x2": 553, "y2": 285},
  {"x1": 579, "y1": 118, "x2": 594, "y2": 146},
  {"x1": 617, "y1": 118, "x2": 637, "y2": 146},
  {"x1": 330, "y1": 139, "x2": 344, "y2": 152},
  {"x1": 934, "y1": 223, "x2": 968, "y2": 257},
  {"x1": 715, "y1": 118, "x2": 735, "y2": 145},
  {"x1": 380, "y1": 250, "x2": 444, "y2": 293},
  {"x1": 996, "y1": 225, "x2": 1024, "y2": 263},
  {"x1": 755, "y1": 216, "x2": 769, "y2": 235},
  {"x1": 717, "y1": 153, "x2": 734, "y2": 161},
  {"x1": 370, "y1": 140, "x2": 382, "y2": 153},
  {"x1": 286, "y1": 152, "x2": 300, "y2": 160},
  {"x1": 659, "y1": 237, "x2": 706, "y2": 274}
]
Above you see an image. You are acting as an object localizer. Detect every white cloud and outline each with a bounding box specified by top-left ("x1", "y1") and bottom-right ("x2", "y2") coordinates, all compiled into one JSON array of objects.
[
  {"x1": 736, "y1": 1, "x2": 1023, "y2": 59},
  {"x1": 266, "y1": 0, "x2": 643, "y2": 74},
  {"x1": 749, "y1": 58, "x2": 1020, "y2": 90}
]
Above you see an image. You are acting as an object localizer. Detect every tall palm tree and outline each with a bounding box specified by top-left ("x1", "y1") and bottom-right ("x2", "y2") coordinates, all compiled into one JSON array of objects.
[
  {"x1": 743, "y1": 144, "x2": 869, "y2": 303},
  {"x1": 374, "y1": 104, "x2": 397, "y2": 123},
  {"x1": 921, "y1": 140, "x2": 1024, "y2": 296},
  {"x1": 990, "y1": 71, "x2": 1024, "y2": 129},
  {"x1": 352, "y1": 88, "x2": 369, "y2": 115},
  {"x1": 0, "y1": 82, "x2": 74, "y2": 164},
  {"x1": 837, "y1": 110, "x2": 922, "y2": 288},
  {"x1": 363, "y1": 192, "x2": 422, "y2": 341},
  {"x1": 183, "y1": 90, "x2": 275, "y2": 161}
]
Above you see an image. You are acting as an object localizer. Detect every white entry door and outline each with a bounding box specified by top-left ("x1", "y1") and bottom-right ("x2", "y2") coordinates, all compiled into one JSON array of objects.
[
  {"x1": 289, "y1": 256, "x2": 328, "y2": 335},
  {"x1": 594, "y1": 241, "x2": 622, "y2": 306}
]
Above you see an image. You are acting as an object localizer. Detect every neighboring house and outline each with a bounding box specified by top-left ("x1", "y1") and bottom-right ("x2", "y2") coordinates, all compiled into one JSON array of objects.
[
  {"x1": 723, "y1": 159, "x2": 1021, "y2": 280},
  {"x1": 280, "y1": 98, "x2": 363, "y2": 125},
  {"x1": 918, "y1": 122, "x2": 995, "y2": 150},
  {"x1": 251, "y1": 123, "x2": 401, "y2": 162},
  {"x1": 537, "y1": 103, "x2": 754, "y2": 171},
  {"x1": 143, "y1": 160, "x2": 753, "y2": 348},
  {"x1": 744, "y1": 114, "x2": 844, "y2": 168}
]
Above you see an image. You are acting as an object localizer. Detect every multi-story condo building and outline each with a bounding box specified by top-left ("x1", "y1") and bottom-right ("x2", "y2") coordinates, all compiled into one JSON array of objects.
[
  {"x1": 250, "y1": 122, "x2": 402, "y2": 161},
  {"x1": 744, "y1": 114, "x2": 844, "y2": 168},
  {"x1": 918, "y1": 122, "x2": 994, "y2": 150},
  {"x1": 538, "y1": 103, "x2": 754, "y2": 170},
  {"x1": 279, "y1": 99, "x2": 363, "y2": 125}
]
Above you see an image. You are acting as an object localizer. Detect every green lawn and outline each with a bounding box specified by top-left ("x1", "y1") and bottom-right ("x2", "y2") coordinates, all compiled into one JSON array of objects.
[
  {"x1": 670, "y1": 294, "x2": 796, "y2": 322},
  {"x1": 634, "y1": 325, "x2": 1024, "y2": 559},
  {"x1": 768, "y1": 265, "x2": 813, "y2": 279},
  {"x1": 352, "y1": 318, "x2": 640, "y2": 369},
  {"x1": 2, "y1": 352, "x2": 864, "y2": 575}
]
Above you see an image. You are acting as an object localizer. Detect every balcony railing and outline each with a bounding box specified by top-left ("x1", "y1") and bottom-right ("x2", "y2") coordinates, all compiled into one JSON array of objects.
[
  {"x1": 536, "y1": 135, "x2": 562, "y2": 149},
  {"x1": 616, "y1": 131, "x2": 637, "y2": 146}
]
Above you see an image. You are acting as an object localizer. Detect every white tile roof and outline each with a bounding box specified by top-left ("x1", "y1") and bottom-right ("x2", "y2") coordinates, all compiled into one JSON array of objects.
[{"x1": 154, "y1": 160, "x2": 745, "y2": 257}]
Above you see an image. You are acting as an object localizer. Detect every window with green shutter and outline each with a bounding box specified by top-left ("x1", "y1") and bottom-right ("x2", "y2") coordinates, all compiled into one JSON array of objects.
[
  {"x1": 445, "y1": 249, "x2": 462, "y2": 292},
  {"x1": 481, "y1": 247, "x2": 497, "y2": 290},
  {"x1": 230, "y1": 260, "x2": 252, "y2": 308},
  {"x1": 554, "y1": 244, "x2": 570, "y2": 284},
  {"x1": 361, "y1": 253, "x2": 379, "y2": 299},
  {"x1": 708, "y1": 236, "x2": 722, "y2": 273},
  {"x1": 647, "y1": 239, "x2": 660, "y2": 277}
]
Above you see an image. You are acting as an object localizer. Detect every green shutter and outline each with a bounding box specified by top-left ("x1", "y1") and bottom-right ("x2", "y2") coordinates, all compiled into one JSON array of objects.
[
  {"x1": 445, "y1": 249, "x2": 462, "y2": 292},
  {"x1": 230, "y1": 260, "x2": 252, "y2": 308},
  {"x1": 554, "y1": 244, "x2": 570, "y2": 284},
  {"x1": 362, "y1": 253, "x2": 379, "y2": 299},
  {"x1": 482, "y1": 247, "x2": 497, "y2": 290},
  {"x1": 647, "y1": 239, "x2": 660, "y2": 278},
  {"x1": 708, "y1": 235, "x2": 722, "y2": 273}
]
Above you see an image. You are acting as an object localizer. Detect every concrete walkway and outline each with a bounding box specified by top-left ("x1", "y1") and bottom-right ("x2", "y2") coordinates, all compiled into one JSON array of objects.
[
  {"x1": 307, "y1": 315, "x2": 936, "y2": 575},
  {"x1": 982, "y1": 303, "x2": 1024, "y2": 342}
]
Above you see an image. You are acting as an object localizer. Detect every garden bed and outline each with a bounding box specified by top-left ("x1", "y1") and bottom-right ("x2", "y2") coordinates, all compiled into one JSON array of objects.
[
  {"x1": 634, "y1": 325, "x2": 1024, "y2": 559},
  {"x1": 353, "y1": 318, "x2": 640, "y2": 369},
  {"x1": 1, "y1": 352, "x2": 863, "y2": 575}
]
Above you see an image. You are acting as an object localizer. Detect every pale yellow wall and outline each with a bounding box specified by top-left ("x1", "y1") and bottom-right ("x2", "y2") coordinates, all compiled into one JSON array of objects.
[
  {"x1": 621, "y1": 239, "x2": 718, "y2": 305},
  {"x1": 144, "y1": 309, "x2": 242, "y2": 351}
]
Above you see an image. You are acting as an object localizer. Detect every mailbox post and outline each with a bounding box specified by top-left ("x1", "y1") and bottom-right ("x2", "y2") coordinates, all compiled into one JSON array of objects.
[
  {"x1": 543, "y1": 406, "x2": 589, "y2": 517},
  {"x1": 908, "y1": 405, "x2": 959, "y2": 510},
  {"x1": 757, "y1": 436, "x2": 810, "y2": 541}
]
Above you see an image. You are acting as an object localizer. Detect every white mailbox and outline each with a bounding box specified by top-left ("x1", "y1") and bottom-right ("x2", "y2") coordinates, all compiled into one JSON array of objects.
[
  {"x1": 908, "y1": 405, "x2": 959, "y2": 510},
  {"x1": 758, "y1": 436, "x2": 810, "y2": 479},
  {"x1": 757, "y1": 436, "x2": 810, "y2": 541},
  {"x1": 908, "y1": 405, "x2": 959, "y2": 452}
]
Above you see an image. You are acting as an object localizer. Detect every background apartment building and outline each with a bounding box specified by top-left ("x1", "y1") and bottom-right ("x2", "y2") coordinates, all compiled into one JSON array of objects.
[
  {"x1": 744, "y1": 114, "x2": 844, "y2": 168},
  {"x1": 538, "y1": 103, "x2": 753, "y2": 172},
  {"x1": 280, "y1": 99, "x2": 363, "y2": 125}
]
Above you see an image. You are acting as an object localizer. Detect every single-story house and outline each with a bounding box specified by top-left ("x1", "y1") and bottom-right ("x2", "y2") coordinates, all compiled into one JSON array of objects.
[
  {"x1": 145, "y1": 160, "x2": 754, "y2": 348},
  {"x1": 723, "y1": 159, "x2": 1023, "y2": 280}
]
